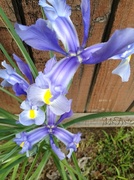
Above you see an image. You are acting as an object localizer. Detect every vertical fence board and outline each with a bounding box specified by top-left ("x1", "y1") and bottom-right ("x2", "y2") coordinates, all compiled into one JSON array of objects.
[{"x1": 86, "y1": 0, "x2": 134, "y2": 112}]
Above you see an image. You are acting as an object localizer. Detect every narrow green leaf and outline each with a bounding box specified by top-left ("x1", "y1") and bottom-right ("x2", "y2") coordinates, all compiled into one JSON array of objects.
[
  {"x1": 72, "y1": 152, "x2": 86, "y2": 180},
  {"x1": 0, "y1": 156, "x2": 26, "y2": 174},
  {"x1": 0, "y1": 87, "x2": 22, "y2": 103},
  {"x1": 0, "y1": 44, "x2": 23, "y2": 76},
  {"x1": 0, "y1": 146, "x2": 19, "y2": 163},
  {"x1": 51, "y1": 152, "x2": 69, "y2": 180},
  {"x1": 59, "y1": 160, "x2": 68, "y2": 180},
  {"x1": 0, "y1": 168, "x2": 12, "y2": 180},
  {"x1": 0, "y1": 108, "x2": 18, "y2": 119},
  {"x1": 24, "y1": 152, "x2": 40, "y2": 180},
  {"x1": 29, "y1": 151, "x2": 51, "y2": 180},
  {"x1": 49, "y1": 51, "x2": 54, "y2": 58},
  {"x1": 20, "y1": 159, "x2": 28, "y2": 180},
  {"x1": 0, "y1": 133, "x2": 15, "y2": 141},
  {"x1": 0, "y1": 140, "x2": 15, "y2": 151},
  {"x1": 61, "y1": 159, "x2": 88, "y2": 179},
  {"x1": 11, "y1": 164, "x2": 19, "y2": 180}
]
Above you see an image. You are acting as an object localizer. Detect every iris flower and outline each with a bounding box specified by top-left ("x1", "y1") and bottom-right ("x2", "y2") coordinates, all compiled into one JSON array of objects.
[
  {"x1": 27, "y1": 56, "x2": 75, "y2": 115},
  {"x1": 14, "y1": 107, "x2": 81, "y2": 160},
  {"x1": 0, "y1": 54, "x2": 33, "y2": 95},
  {"x1": 15, "y1": 0, "x2": 134, "y2": 82}
]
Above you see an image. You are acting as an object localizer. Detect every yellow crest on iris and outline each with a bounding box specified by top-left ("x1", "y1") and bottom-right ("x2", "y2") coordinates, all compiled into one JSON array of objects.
[
  {"x1": 20, "y1": 142, "x2": 25, "y2": 148},
  {"x1": 29, "y1": 109, "x2": 36, "y2": 119},
  {"x1": 44, "y1": 89, "x2": 53, "y2": 105}
]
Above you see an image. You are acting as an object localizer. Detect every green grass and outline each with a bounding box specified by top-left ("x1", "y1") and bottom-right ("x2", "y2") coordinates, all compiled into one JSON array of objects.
[{"x1": 76, "y1": 127, "x2": 134, "y2": 180}]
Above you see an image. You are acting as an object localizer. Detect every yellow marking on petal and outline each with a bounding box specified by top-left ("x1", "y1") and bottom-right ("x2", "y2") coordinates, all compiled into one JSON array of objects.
[
  {"x1": 29, "y1": 109, "x2": 36, "y2": 119},
  {"x1": 44, "y1": 89, "x2": 52, "y2": 105},
  {"x1": 127, "y1": 55, "x2": 131, "y2": 62},
  {"x1": 20, "y1": 142, "x2": 24, "y2": 148},
  {"x1": 75, "y1": 143, "x2": 79, "y2": 148}
]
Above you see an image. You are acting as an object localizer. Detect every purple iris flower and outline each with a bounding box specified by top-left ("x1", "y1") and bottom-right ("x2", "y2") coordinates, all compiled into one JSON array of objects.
[
  {"x1": 14, "y1": 107, "x2": 81, "y2": 160},
  {"x1": 0, "y1": 54, "x2": 33, "y2": 95},
  {"x1": 27, "y1": 56, "x2": 75, "y2": 115},
  {"x1": 15, "y1": 0, "x2": 134, "y2": 82}
]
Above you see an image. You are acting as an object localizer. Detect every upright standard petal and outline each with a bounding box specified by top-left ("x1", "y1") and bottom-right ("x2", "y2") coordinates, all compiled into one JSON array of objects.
[
  {"x1": 81, "y1": 0, "x2": 90, "y2": 47},
  {"x1": 46, "y1": 56, "x2": 80, "y2": 92},
  {"x1": 51, "y1": 17, "x2": 80, "y2": 52},
  {"x1": 15, "y1": 19, "x2": 66, "y2": 55},
  {"x1": 39, "y1": 0, "x2": 71, "y2": 20},
  {"x1": 13, "y1": 54, "x2": 33, "y2": 84},
  {"x1": 13, "y1": 83, "x2": 27, "y2": 96},
  {"x1": 39, "y1": 0, "x2": 79, "y2": 51},
  {"x1": 44, "y1": 55, "x2": 57, "y2": 74},
  {"x1": 46, "y1": 106, "x2": 56, "y2": 125}
]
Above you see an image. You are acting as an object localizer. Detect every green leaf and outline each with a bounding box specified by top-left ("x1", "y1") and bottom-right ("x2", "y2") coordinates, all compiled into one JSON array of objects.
[
  {"x1": 51, "y1": 152, "x2": 69, "y2": 180},
  {"x1": 0, "y1": 168, "x2": 12, "y2": 180},
  {"x1": 0, "y1": 133, "x2": 15, "y2": 141},
  {"x1": 0, "y1": 141, "x2": 15, "y2": 153},
  {"x1": 0, "y1": 156, "x2": 26, "y2": 174},
  {"x1": 20, "y1": 158, "x2": 28, "y2": 180},
  {"x1": 0, "y1": 87, "x2": 22, "y2": 103},
  {"x1": 0, "y1": 44, "x2": 23, "y2": 76},
  {"x1": 11, "y1": 164, "x2": 19, "y2": 180},
  {"x1": 0, "y1": 108, "x2": 18, "y2": 120},
  {"x1": 24, "y1": 151, "x2": 40, "y2": 180},
  {"x1": 61, "y1": 159, "x2": 86, "y2": 180},
  {"x1": 0, "y1": 146, "x2": 19, "y2": 163},
  {"x1": 72, "y1": 152, "x2": 86, "y2": 180},
  {"x1": 29, "y1": 150, "x2": 51, "y2": 180}
]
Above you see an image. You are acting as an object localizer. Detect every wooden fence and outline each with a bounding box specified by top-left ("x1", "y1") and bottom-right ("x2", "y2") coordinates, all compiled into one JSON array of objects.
[{"x1": 0, "y1": 0, "x2": 134, "y2": 115}]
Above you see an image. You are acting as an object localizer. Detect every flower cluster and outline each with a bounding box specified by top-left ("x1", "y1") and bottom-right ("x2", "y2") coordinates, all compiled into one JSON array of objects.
[{"x1": 0, "y1": 0, "x2": 134, "y2": 159}]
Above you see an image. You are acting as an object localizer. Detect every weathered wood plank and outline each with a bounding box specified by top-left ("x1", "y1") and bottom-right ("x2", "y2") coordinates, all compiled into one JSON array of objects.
[{"x1": 86, "y1": 0, "x2": 134, "y2": 113}]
